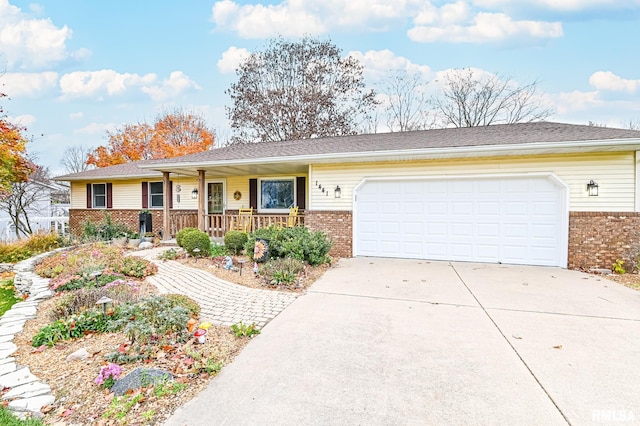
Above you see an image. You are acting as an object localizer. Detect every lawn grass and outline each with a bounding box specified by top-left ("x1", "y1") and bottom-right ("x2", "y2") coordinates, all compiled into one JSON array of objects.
[
  {"x1": 0, "y1": 405, "x2": 43, "y2": 425},
  {"x1": 0, "y1": 278, "x2": 21, "y2": 317}
]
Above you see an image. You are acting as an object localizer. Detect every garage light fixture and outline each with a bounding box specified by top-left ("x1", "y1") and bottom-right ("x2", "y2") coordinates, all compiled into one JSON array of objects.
[
  {"x1": 334, "y1": 185, "x2": 341, "y2": 198},
  {"x1": 191, "y1": 188, "x2": 198, "y2": 199},
  {"x1": 587, "y1": 180, "x2": 599, "y2": 196}
]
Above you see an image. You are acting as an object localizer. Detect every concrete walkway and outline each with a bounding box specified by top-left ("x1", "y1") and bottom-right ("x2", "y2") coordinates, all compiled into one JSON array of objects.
[
  {"x1": 135, "y1": 248, "x2": 298, "y2": 328},
  {"x1": 164, "y1": 257, "x2": 640, "y2": 426}
]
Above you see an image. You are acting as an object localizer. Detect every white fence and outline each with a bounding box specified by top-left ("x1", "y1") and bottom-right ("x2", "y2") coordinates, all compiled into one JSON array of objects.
[{"x1": 0, "y1": 216, "x2": 70, "y2": 243}]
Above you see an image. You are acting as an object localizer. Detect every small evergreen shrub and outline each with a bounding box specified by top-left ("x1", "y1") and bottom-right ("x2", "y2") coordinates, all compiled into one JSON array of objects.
[
  {"x1": 81, "y1": 213, "x2": 130, "y2": 242},
  {"x1": 181, "y1": 230, "x2": 211, "y2": 256},
  {"x1": 224, "y1": 231, "x2": 248, "y2": 255},
  {"x1": 176, "y1": 227, "x2": 199, "y2": 247},
  {"x1": 245, "y1": 226, "x2": 332, "y2": 265}
]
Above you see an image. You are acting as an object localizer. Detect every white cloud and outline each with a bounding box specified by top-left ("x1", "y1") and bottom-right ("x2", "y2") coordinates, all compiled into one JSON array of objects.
[
  {"x1": 472, "y1": 0, "x2": 640, "y2": 12},
  {"x1": 59, "y1": 70, "x2": 200, "y2": 101},
  {"x1": 8, "y1": 114, "x2": 36, "y2": 126},
  {"x1": 69, "y1": 112, "x2": 84, "y2": 119},
  {"x1": 141, "y1": 71, "x2": 201, "y2": 101},
  {"x1": 217, "y1": 46, "x2": 251, "y2": 74},
  {"x1": 408, "y1": 10, "x2": 563, "y2": 43},
  {"x1": 211, "y1": 0, "x2": 421, "y2": 38},
  {"x1": 552, "y1": 90, "x2": 601, "y2": 114},
  {"x1": 348, "y1": 49, "x2": 433, "y2": 82},
  {"x1": 0, "y1": 0, "x2": 88, "y2": 70},
  {"x1": 589, "y1": 71, "x2": 640, "y2": 93},
  {"x1": 74, "y1": 122, "x2": 117, "y2": 135},
  {"x1": 1, "y1": 72, "x2": 58, "y2": 97},
  {"x1": 59, "y1": 70, "x2": 156, "y2": 99}
]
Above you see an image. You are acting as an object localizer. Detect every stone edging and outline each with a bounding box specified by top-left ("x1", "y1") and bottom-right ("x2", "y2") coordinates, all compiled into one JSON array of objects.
[{"x1": 0, "y1": 248, "x2": 67, "y2": 420}]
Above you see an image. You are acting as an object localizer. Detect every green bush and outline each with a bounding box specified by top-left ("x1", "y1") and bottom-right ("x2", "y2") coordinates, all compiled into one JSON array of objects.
[
  {"x1": 164, "y1": 294, "x2": 201, "y2": 318},
  {"x1": 224, "y1": 231, "x2": 248, "y2": 255},
  {"x1": 32, "y1": 309, "x2": 110, "y2": 347},
  {"x1": 49, "y1": 282, "x2": 141, "y2": 321},
  {"x1": 181, "y1": 230, "x2": 211, "y2": 257},
  {"x1": 245, "y1": 226, "x2": 332, "y2": 265},
  {"x1": 81, "y1": 213, "x2": 131, "y2": 242},
  {"x1": 259, "y1": 258, "x2": 304, "y2": 287},
  {"x1": 176, "y1": 227, "x2": 199, "y2": 247},
  {"x1": 209, "y1": 242, "x2": 228, "y2": 257}
]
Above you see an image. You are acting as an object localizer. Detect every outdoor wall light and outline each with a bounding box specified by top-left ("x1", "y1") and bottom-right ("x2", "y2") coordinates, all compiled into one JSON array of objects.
[
  {"x1": 334, "y1": 185, "x2": 341, "y2": 198},
  {"x1": 191, "y1": 188, "x2": 198, "y2": 199},
  {"x1": 587, "y1": 180, "x2": 599, "y2": 196}
]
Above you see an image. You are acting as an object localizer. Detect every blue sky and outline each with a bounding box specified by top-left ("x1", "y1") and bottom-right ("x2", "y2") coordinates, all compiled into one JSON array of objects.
[{"x1": 2, "y1": 0, "x2": 640, "y2": 173}]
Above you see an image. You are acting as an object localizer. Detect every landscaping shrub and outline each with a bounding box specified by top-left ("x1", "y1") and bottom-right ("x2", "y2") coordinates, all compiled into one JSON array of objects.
[
  {"x1": 0, "y1": 232, "x2": 61, "y2": 264},
  {"x1": 259, "y1": 258, "x2": 304, "y2": 287},
  {"x1": 245, "y1": 226, "x2": 332, "y2": 265},
  {"x1": 118, "y1": 256, "x2": 158, "y2": 278},
  {"x1": 181, "y1": 230, "x2": 211, "y2": 257},
  {"x1": 176, "y1": 227, "x2": 199, "y2": 247},
  {"x1": 164, "y1": 294, "x2": 201, "y2": 318},
  {"x1": 49, "y1": 281, "x2": 141, "y2": 321},
  {"x1": 80, "y1": 213, "x2": 131, "y2": 242},
  {"x1": 224, "y1": 231, "x2": 247, "y2": 255},
  {"x1": 32, "y1": 309, "x2": 110, "y2": 347},
  {"x1": 108, "y1": 295, "x2": 190, "y2": 345},
  {"x1": 209, "y1": 242, "x2": 228, "y2": 257}
]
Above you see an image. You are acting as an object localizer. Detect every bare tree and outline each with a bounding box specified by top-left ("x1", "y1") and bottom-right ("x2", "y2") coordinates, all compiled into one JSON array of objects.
[
  {"x1": 226, "y1": 36, "x2": 377, "y2": 144},
  {"x1": 383, "y1": 70, "x2": 435, "y2": 132},
  {"x1": 432, "y1": 68, "x2": 553, "y2": 127},
  {"x1": 624, "y1": 120, "x2": 640, "y2": 130},
  {"x1": 0, "y1": 165, "x2": 52, "y2": 238},
  {"x1": 61, "y1": 145, "x2": 94, "y2": 174}
]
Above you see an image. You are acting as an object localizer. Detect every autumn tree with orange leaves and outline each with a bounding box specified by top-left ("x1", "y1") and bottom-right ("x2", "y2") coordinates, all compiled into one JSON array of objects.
[
  {"x1": 87, "y1": 109, "x2": 215, "y2": 168},
  {"x1": 0, "y1": 92, "x2": 32, "y2": 195}
]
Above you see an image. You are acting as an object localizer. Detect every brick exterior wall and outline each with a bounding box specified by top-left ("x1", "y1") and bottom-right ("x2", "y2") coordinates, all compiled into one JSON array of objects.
[
  {"x1": 69, "y1": 209, "x2": 170, "y2": 237},
  {"x1": 569, "y1": 211, "x2": 640, "y2": 271},
  {"x1": 304, "y1": 210, "x2": 352, "y2": 258}
]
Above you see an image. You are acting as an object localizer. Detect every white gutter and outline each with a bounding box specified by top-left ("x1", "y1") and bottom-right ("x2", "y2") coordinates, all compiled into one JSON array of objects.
[{"x1": 138, "y1": 138, "x2": 640, "y2": 171}]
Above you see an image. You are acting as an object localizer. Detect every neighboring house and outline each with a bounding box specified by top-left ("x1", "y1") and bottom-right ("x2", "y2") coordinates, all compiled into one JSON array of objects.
[
  {"x1": 54, "y1": 122, "x2": 640, "y2": 270},
  {"x1": 0, "y1": 180, "x2": 70, "y2": 241}
]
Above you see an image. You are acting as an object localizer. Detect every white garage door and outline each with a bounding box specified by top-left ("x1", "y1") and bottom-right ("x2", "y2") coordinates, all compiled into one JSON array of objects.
[{"x1": 354, "y1": 175, "x2": 567, "y2": 267}]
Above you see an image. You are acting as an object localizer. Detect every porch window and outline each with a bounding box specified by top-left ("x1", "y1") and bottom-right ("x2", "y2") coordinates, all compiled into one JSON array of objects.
[
  {"x1": 149, "y1": 182, "x2": 164, "y2": 208},
  {"x1": 259, "y1": 178, "x2": 295, "y2": 212},
  {"x1": 92, "y1": 184, "x2": 106, "y2": 208}
]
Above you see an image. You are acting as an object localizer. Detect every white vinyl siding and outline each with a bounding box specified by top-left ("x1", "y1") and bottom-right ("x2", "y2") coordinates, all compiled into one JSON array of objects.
[{"x1": 310, "y1": 152, "x2": 636, "y2": 212}]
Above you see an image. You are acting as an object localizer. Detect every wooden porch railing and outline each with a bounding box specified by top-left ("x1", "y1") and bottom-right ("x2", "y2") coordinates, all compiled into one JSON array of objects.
[{"x1": 169, "y1": 212, "x2": 304, "y2": 238}]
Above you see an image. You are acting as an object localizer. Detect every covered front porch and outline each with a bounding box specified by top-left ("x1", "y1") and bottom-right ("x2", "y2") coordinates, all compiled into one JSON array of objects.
[{"x1": 168, "y1": 210, "x2": 303, "y2": 238}]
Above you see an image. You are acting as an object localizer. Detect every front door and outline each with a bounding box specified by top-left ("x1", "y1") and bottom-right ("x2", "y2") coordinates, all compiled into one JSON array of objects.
[{"x1": 207, "y1": 182, "x2": 224, "y2": 214}]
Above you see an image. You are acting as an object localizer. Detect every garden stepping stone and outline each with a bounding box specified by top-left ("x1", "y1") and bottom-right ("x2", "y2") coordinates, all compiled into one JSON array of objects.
[
  {"x1": 0, "y1": 316, "x2": 26, "y2": 326},
  {"x1": 0, "y1": 334, "x2": 14, "y2": 343},
  {"x1": 2, "y1": 305, "x2": 37, "y2": 317},
  {"x1": 3, "y1": 382, "x2": 51, "y2": 400},
  {"x1": 0, "y1": 367, "x2": 38, "y2": 388},
  {"x1": 111, "y1": 367, "x2": 173, "y2": 396},
  {"x1": 0, "y1": 356, "x2": 15, "y2": 365},
  {"x1": 0, "y1": 361, "x2": 16, "y2": 376},
  {"x1": 0, "y1": 341, "x2": 17, "y2": 357},
  {"x1": 8, "y1": 394, "x2": 55, "y2": 412},
  {"x1": 0, "y1": 324, "x2": 25, "y2": 337}
]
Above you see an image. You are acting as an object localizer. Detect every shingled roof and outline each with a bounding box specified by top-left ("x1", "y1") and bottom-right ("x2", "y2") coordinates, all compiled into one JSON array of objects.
[{"x1": 56, "y1": 122, "x2": 640, "y2": 180}]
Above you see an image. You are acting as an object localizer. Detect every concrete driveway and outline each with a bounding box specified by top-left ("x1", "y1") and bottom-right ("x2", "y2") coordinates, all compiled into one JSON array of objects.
[{"x1": 165, "y1": 259, "x2": 640, "y2": 425}]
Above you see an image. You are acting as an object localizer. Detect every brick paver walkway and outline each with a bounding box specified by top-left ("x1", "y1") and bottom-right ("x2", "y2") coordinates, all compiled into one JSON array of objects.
[{"x1": 134, "y1": 248, "x2": 298, "y2": 329}]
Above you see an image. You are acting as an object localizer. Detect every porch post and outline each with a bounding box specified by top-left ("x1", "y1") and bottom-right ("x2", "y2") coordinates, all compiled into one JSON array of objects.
[
  {"x1": 162, "y1": 171, "x2": 170, "y2": 241},
  {"x1": 198, "y1": 169, "x2": 205, "y2": 231}
]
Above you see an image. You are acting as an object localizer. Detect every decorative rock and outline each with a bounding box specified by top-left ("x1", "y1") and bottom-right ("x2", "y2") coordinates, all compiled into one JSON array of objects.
[
  {"x1": 0, "y1": 334, "x2": 13, "y2": 343},
  {"x1": 3, "y1": 382, "x2": 51, "y2": 400},
  {"x1": 0, "y1": 263, "x2": 12, "y2": 273},
  {"x1": 0, "y1": 356, "x2": 15, "y2": 365},
  {"x1": 2, "y1": 305, "x2": 37, "y2": 317},
  {"x1": 0, "y1": 367, "x2": 38, "y2": 388},
  {"x1": 0, "y1": 341, "x2": 18, "y2": 357},
  {"x1": 0, "y1": 361, "x2": 16, "y2": 376},
  {"x1": 138, "y1": 241, "x2": 154, "y2": 250},
  {"x1": 8, "y1": 394, "x2": 55, "y2": 412},
  {"x1": 0, "y1": 324, "x2": 25, "y2": 337},
  {"x1": 110, "y1": 367, "x2": 173, "y2": 396},
  {"x1": 0, "y1": 316, "x2": 27, "y2": 326},
  {"x1": 66, "y1": 348, "x2": 89, "y2": 362}
]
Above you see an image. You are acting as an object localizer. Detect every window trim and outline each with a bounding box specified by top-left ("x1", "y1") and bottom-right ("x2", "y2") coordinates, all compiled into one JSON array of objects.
[
  {"x1": 92, "y1": 183, "x2": 107, "y2": 209},
  {"x1": 148, "y1": 181, "x2": 164, "y2": 209},
  {"x1": 257, "y1": 177, "x2": 296, "y2": 213}
]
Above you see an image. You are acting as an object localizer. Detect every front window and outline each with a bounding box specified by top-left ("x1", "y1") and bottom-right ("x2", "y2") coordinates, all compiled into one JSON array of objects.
[
  {"x1": 149, "y1": 182, "x2": 163, "y2": 208},
  {"x1": 259, "y1": 178, "x2": 295, "y2": 212},
  {"x1": 92, "y1": 184, "x2": 106, "y2": 208}
]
